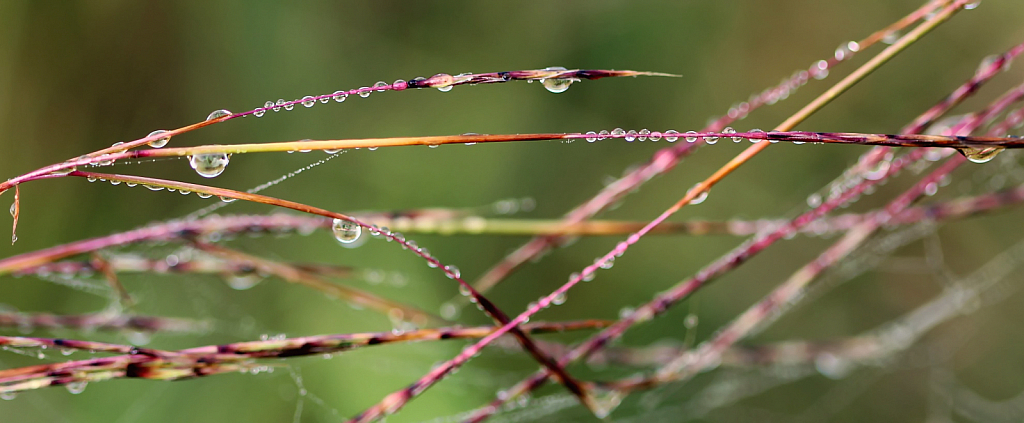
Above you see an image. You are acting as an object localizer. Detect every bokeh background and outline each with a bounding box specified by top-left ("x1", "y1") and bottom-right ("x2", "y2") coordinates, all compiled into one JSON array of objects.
[{"x1": 2, "y1": 1, "x2": 1024, "y2": 422}]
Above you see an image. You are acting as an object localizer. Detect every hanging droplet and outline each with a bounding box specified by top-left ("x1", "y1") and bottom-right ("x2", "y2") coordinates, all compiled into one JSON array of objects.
[
  {"x1": 587, "y1": 386, "x2": 626, "y2": 419},
  {"x1": 638, "y1": 129, "x2": 650, "y2": 141},
  {"x1": 963, "y1": 0, "x2": 981, "y2": 10},
  {"x1": 332, "y1": 91, "x2": 348, "y2": 102},
  {"x1": 225, "y1": 273, "x2": 263, "y2": 290},
  {"x1": 625, "y1": 130, "x2": 637, "y2": 142},
  {"x1": 684, "y1": 131, "x2": 699, "y2": 143},
  {"x1": 958, "y1": 146, "x2": 1004, "y2": 163},
  {"x1": 444, "y1": 265, "x2": 460, "y2": 279},
  {"x1": 332, "y1": 218, "x2": 361, "y2": 243},
  {"x1": 611, "y1": 128, "x2": 625, "y2": 139},
  {"x1": 147, "y1": 130, "x2": 171, "y2": 148},
  {"x1": 206, "y1": 109, "x2": 232, "y2": 121},
  {"x1": 649, "y1": 132, "x2": 662, "y2": 142},
  {"x1": 373, "y1": 81, "x2": 388, "y2": 92},
  {"x1": 541, "y1": 66, "x2": 572, "y2": 93},
  {"x1": 301, "y1": 96, "x2": 316, "y2": 108},
  {"x1": 458, "y1": 283, "x2": 471, "y2": 297},
  {"x1": 358, "y1": 87, "x2": 372, "y2": 97},
  {"x1": 688, "y1": 186, "x2": 709, "y2": 205},
  {"x1": 585, "y1": 131, "x2": 598, "y2": 142},
  {"x1": 723, "y1": 127, "x2": 742, "y2": 143},
  {"x1": 319, "y1": 96, "x2": 330, "y2": 104},
  {"x1": 1, "y1": 392, "x2": 16, "y2": 400},
  {"x1": 9, "y1": 202, "x2": 15, "y2": 217},
  {"x1": 65, "y1": 381, "x2": 87, "y2": 395},
  {"x1": 274, "y1": 99, "x2": 285, "y2": 112},
  {"x1": 597, "y1": 130, "x2": 610, "y2": 140},
  {"x1": 189, "y1": 153, "x2": 230, "y2": 178},
  {"x1": 552, "y1": 291, "x2": 567, "y2": 305},
  {"x1": 749, "y1": 128, "x2": 766, "y2": 143},
  {"x1": 663, "y1": 130, "x2": 680, "y2": 142}
]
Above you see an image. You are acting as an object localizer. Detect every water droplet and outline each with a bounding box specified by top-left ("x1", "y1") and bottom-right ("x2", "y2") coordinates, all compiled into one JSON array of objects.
[
  {"x1": 373, "y1": 81, "x2": 388, "y2": 92},
  {"x1": 332, "y1": 91, "x2": 348, "y2": 102},
  {"x1": 611, "y1": 128, "x2": 625, "y2": 139},
  {"x1": 582, "y1": 272, "x2": 595, "y2": 282},
  {"x1": 585, "y1": 131, "x2": 598, "y2": 142},
  {"x1": 807, "y1": 193, "x2": 822, "y2": 208},
  {"x1": 815, "y1": 353, "x2": 852, "y2": 379},
  {"x1": 301, "y1": 96, "x2": 316, "y2": 108},
  {"x1": 688, "y1": 186, "x2": 709, "y2": 205},
  {"x1": 1, "y1": 392, "x2": 16, "y2": 400},
  {"x1": 196, "y1": 192, "x2": 212, "y2": 199},
  {"x1": 625, "y1": 130, "x2": 637, "y2": 142},
  {"x1": 597, "y1": 130, "x2": 610, "y2": 140},
  {"x1": 924, "y1": 182, "x2": 938, "y2": 196},
  {"x1": 444, "y1": 265, "x2": 461, "y2": 279},
  {"x1": 206, "y1": 109, "x2": 232, "y2": 121},
  {"x1": 811, "y1": 60, "x2": 829, "y2": 80},
  {"x1": 225, "y1": 273, "x2": 262, "y2": 290},
  {"x1": 749, "y1": 128, "x2": 766, "y2": 143},
  {"x1": 332, "y1": 218, "x2": 361, "y2": 244},
  {"x1": 355, "y1": 87, "x2": 370, "y2": 98},
  {"x1": 440, "y1": 302, "x2": 460, "y2": 320},
  {"x1": 65, "y1": 381, "x2": 87, "y2": 395},
  {"x1": 723, "y1": 127, "x2": 742, "y2": 143},
  {"x1": 541, "y1": 66, "x2": 572, "y2": 93},
  {"x1": 958, "y1": 146, "x2": 1004, "y2": 164},
  {"x1": 684, "y1": 314, "x2": 699, "y2": 328},
  {"x1": 147, "y1": 130, "x2": 171, "y2": 148},
  {"x1": 189, "y1": 153, "x2": 230, "y2": 178},
  {"x1": 649, "y1": 131, "x2": 662, "y2": 142},
  {"x1": 684, "y1": 131, "x2": 699, "y2": 143},
  {"x1": 274, "y1": 99, "x2": 285, "y2": 112},
  {"x1": 703, "y1": 132, "x2": 717, "y2": 144},
  {"x1": 638, "y1": 129, "x2": 650, "y2": 141},
  {"x1": 458, "y1": 283, "x2": 471, "y2": 297},
  {"x1": 552, "y1": 291, "x2": 567, "y2": 305},
  {"x1": 87, "y1": 176, "x2": 97, "y2": 183},
  {"x1": 663, "y1": 130, "x2": 680, "y2": 142},
  {"x1": 393, "y1": 79, "x2": 407, "y2": 90},
  {"x1": 963, "y1": 0, "x2": 981, "y2": 10},
  {"x1": 587, "y1": 386, "x2": 626, "y2": 418}
]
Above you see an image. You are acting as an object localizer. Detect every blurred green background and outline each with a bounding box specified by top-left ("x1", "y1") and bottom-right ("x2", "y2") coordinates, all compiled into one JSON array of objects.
[{"x1": 2, "y1": 1, "x2": 1024, "y2": 422}]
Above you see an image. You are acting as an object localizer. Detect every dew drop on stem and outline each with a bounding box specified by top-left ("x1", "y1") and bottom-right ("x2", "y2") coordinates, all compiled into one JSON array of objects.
[
  {"x1": 301, "y1": 96, "x2": 316, "y2": 108},
  {"x1": 274, "y1": 99, "x2": 285, "y2": 112},
  {"x1": 958, "y1": 146, "x2": 1004, "y2": 164},
  {"x1": 331, "y1": 218, "x2": 361, "y2": 244},
  {"x1": 65, "y1": 381, "x2": 87, "y2": 395},
  {"x1": 358, "y1": 87, "x2": 372, "y2": 97},
  {"x1": 189, "y1": 153, "x2": 230, "y2": 178},
  {"x1": 206, "y1": 109, "x2": 232, "y2": 121},
  {"x1": 540, "y1": 66, "x2": 573, "y2": 93},
  {"x1": 147, "y1": 130, "x2": 170, "y2": 148}
]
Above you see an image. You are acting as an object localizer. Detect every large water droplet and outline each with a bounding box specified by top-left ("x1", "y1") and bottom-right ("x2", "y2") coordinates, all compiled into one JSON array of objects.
[
  {"x1": 444, "y1": 265, "x2": 460, "y2": 279},
  {"x1": 1, "y1": 392, "x2": 16, "y2": 400},
  {"x1": 332, "y1": 218, "x2": 361, "y2": 244},
  {"x1": 541, "y1": 66, "x2": 572, "y2": 93},
  {"x1": 638, "y1": 129, "x2": 650, "y2": 141},
  {"x1": 332, "y1": 91, "x2": 348, "y2": 102},
  {"x1": 65, "y1": 381, "x2": 87, "y2": 395},
  {"x1": 663, "y1": 130, "x2": 680, "y2": 142},
  {"x1": 585, "y1": 131, "x2": 598, "y2": 142},
  {"x1": 274, "y1": 99, "x2": 285, "y2": 112},
  {"x1": 206, "y1": 109, "x2": 232, "y2": 121},
  {"x1": 358, "y1": 87, "x2": 372, "y2": 98},
  {"x1": 688, "y1": 186, "x2": 709, "y2": 205},
  {"x1": 147, "y1": 130, "x2": 170, "y2": 148},
  {"x1": 373, "y1": 81, "x2": 388, "y2": 91},
  {"x1": 225, "y1": 273, "x2": 263, "y2": 290},
  {"x1": 301, "y1": 96, "x2": 316, "y2": 108},
  {"x1": 189, "y1": 153, "x2": 230, "y2": 178},
  {"x1": 958, "y1": 146, "x2": 1004, "y2": 163},
  {"x1": 552, "y1": 291, "x2": 567, "y2": 305}
]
